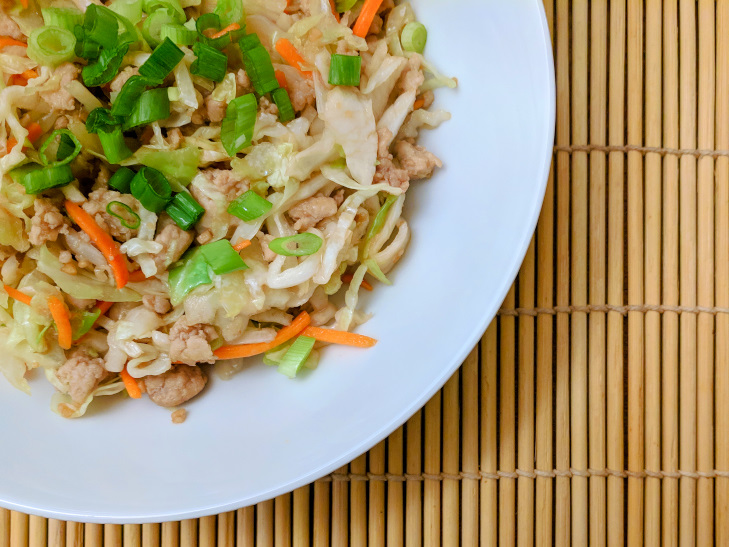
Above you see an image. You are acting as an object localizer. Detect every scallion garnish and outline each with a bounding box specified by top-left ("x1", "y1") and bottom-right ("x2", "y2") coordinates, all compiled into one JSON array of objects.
[
  {"x1": 82, "y1": 4, "x2": 120, "y2": 50},
  {"x1": 278, "y1": 335, "x2": 316, "y2": 378},
  {"x1": 122, "y1": 88, "x2": 171, "y2": 130},
  {"x1": 227, "y1": 189, "x2": 272, "y2": 221},
  {"x1": 199, "y1": 239, "x2": 249, "y2": 275},
  {"x1": 130, "y1": 166, "x2": 173, "y2": 212},
  {"x1": 111, "y1": 75, "x2": 154, "y2": 117},
  {"x1": 10, "y1": 164, "x2": 75, "y2": 195},
  {"x1": 335, "y1": 0, "x2": 358, "y2": 11},
  {"x1": 191, "y1": 42, "x2": 228, "y2": 82},
  {"x1": 81, "y1": 44, "x2": 129, "y2": 87},
  {"x1": 268, "y1": 233, "x2": 323, "y2": 257},
  {"x1": 38, "y1": 130, "x2": 82, "y2": 167},
  {"x1": 238, "y1": 33, "x2": 260, "y2": 52},
  {"x1": 138, "y1": 37, "x2": 185, "y2": 82},
  {"x1": 271, "y1": 87, "x2": 295, "y2": 123},
  {"x1": 196, "y1": 13, "x2": 233, "y2": 49},
  {"x1": 241, "y1": 44, "x2": 279, "y2": 95},
  {"x1": 165, "y1": 192, "x2": 205, "y2": 230},
  {"x1": 160, "y1": 23, "x2": 197, "y2": 46},
  {"x1": 106, "y1": 201, "x2": 141, "y2": 229},
  {"x1": 27, "y1": 27, "x2": 77, "y2": 67},
  {"x1": 143, "y1": 0, "x2": 185, "y2": 21},
  {"x1": 41, "y1": 7, "x2": 84, "y2": 32},
  {"x1": 329, "y1": 54, "x2": 361, "y2": 87},
  {"x1": 108, "y1": 0, "x2": 144, "y2": 25},
  {"x1": 221, "y1": 93, "x2": 257, "y2": 156},
  {"x1": 400, "y1": 22, "x2": 427, "y2": 54},
  {"x1": 213, "y1": 0, "x2": 244, "y2": 27},
  {"x1": 98, "y1": 126, "x2": 133, "y2": 164},
  {"x1": 70, "y1": 308, "x2": 102, "y2": 341},
  {"x1": 108, "y1": 167, "x2": 136, "y2": 193},
  {"x1": 142, "y1": 9, "x2": 178, "y2": 47}
]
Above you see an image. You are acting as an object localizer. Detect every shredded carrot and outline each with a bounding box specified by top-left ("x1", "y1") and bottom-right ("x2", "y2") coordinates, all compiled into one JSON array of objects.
[
  {"x1": 329, "y1": 0, "x2": 341, "y2": 22},
  {"x1": 4, "y1": 284, "x2": 32, "y2": 306},
  {"x1": 19, "y1": 0, "x2": 28, "y2": 9},
  {"x1": 341, "y1": 273, "x2": 373, "y2": 291},
  {"x1": 301, "y1": 326, "x2": 377, "y2": 348},
  {"x1": 6, "y1": 138, "x2": 17, "y2": 154},
  {"x1": 275, "y1": 38, "x2": 313, "y2": 79},
  {"x1": 21, "y1": 69, "x2": 37, "y2": 81},
  {"x1": 96, "y1": 301, "x2": 114, "y2": 316},
  {"x1": 64, "y1": 201, "x2": 130, "y2": 289},
  {"x1": 352, "y1": 0, "x2": 385, "y2": 38},
  {"x1": 48, "y1": 296, "x2": 73, "y2": 350},
  {"x1": 413, "y1": 97, "x2": 425, "y2": 110},
  {"x1": 274, "y1": 70, "x2": 288, "y2": 90},
  {"x1": 0, "y1": 37, "x2": 27, "y2": 50},
  {"x1": 214, "y1": 311, "x2": 311, "y2": 360},
  {"x1": 210, "y1": 22, "x2": 240, "y2": 39},
  {"x1": 25, "y1": 121, "x2": 43, "y2": 143},
  {"x1": 127, "y1": 270, "x2": 149, "y2": 283},
  {"x1": 233, "y1": 239, "x2": 252, "y2": 252},
  {"x1": 7, "y1": 74, "x2": 28, "y2": 86},
  {"x1": 120, "y1": 366, "x2": 142, "y2": 399}
]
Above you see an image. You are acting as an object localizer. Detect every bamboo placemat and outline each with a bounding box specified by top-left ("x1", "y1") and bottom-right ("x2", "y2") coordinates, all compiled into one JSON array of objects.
[{"x1": 4, "y1": 0, "x2": 729, "y2": 544}]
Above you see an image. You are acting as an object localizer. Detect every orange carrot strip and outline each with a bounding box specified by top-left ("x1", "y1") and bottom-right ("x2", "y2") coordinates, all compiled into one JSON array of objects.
[
  {"x1": 19, "y1": 0, "x2": 29, "y2": 9},
  {"x1": 20, "y1": 69, "x2": 37, "y2": 81},
  {"x1": 96, "y1": 301, "x2": 114, "y2": 316},
  {"x1": 7, "y1": 74, "x2": 28, "y2": 86},
  {"x1": 48, "y1": 296, "x2": 73, "y2": 350},
  {"x1": 6, "y1": 138, "x2": 17, "y2": 154},
  {"x1": 210, "y1": 22, "x2": 240, "y2": 39},
  {"x1": 352, "y1": 0, "x2": 384, "y2": 38},
  {"x1": 233, "y1": 239, "x2": 252, "y2": 252},
  {"x1": 301, "y1": 326, "x2": 377, "y2": 348},
  {"x1": 341, "y1": 273, "x2": 373, "y2": 291},
  {"x1": 127, "y1": 270, "x2": 148, "y2": 283},
  {"x1": 4, "y1": 284, "x2": 32, "y2": 306},
  {"x1": 214, "y1": 311, "x2": 311, "y2": 360},
  {"x1": 275, "y1": 70, "x2": 288, "y2": 90},
  {"x1": 275, "y1": 38, "x2": 313, "y2": 79},
  {"x1": 120, "y1": 366, "x2": 142, "y2": 399},
  {"x1": 329, "y1": 0, "x2": 341, "y2": 22},
  {"x1": 64, "y1": 201, "x2": 129, "y2": 289},
  {"x1": 413, "y1": 97, "x2": 425, "y2": 110},
  {"x1": 0, "y1": 37, "x2": 26, "y2": 49},
  {"x1": 25, "y1": 121, "x2": 43, "y2": 143}
]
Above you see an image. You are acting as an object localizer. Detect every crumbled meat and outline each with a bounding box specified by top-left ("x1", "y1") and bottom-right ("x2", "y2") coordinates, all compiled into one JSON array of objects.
[
  {"x1": 61, "y1": 263, "x2": 77, "y2": 275},
  {"x1": 373, "y1": 128, "x2": 410, "y2": 191},
  {"x1": 56, "y1": 349, "x2": 108, "y2": 404},
  {"x1": 259, "y1": 96, "x2": 278, "y2": 116},
  {"x1": 110, "y1": 66, "x2": 140, "y2": 93},
  {"x1": 166, "y1": 128, "x2": 183, "y2": 150},
  {"x1": 96, "y1": 165, "x2": 111, "y2": 188},
  {"x1": 236, "y1": 69, "x2": 252, "y2": 96},
  {"x1": 81, "y1": 189, "x2": 141, "y2": 242},
  {"x1": 59, "y1": 250, "x2": 73, "y2": 264},
  {"x1": 332, "y1": 188, "x2": 345, "y2": 207},
  {"x1": 395, "y1": 140, "x2": 442, "y2": 180},
  {"x1": 144, "y1": 364, "x2": 207, "y2": 407},
  {"x1": 289, "y1": 77, "x2": 315, "y2": 112},
  {"x1": 419, "y1": 90, "x2": 435, "y2": 110},
  {"x1": 54, "y1": 116, "x2": 70, "y2": 129},
  {"x1": 196, "y1": 229, "x2": 213, "y2": 245},
  {"x1": 288, "y1": 196, "x2": 338, "y2": 231},
  {"x1": 171, "y1": 408, "x2": 187, "y2": 424},
  {"x1": 66, "y1": 296, "x2": 95, "y2": 310},
  {"x1": 203, "y1": 168, "x2": 248, "y2": 196},
  {"x1": 29, "y1": 199, "x2": 68, "y2": 246},
  {"x1": 368, "y1": 14, "x2": 384, "y2": 35},
  {"x1": 40, "y1": 64, "x2": 79, "y2": 111},
  {"x1": 257, "y1": 232, "x2": 277, "y2": 262},
  {"x1": 205, "y1": 95, "x2": 227, "y2": 123},
  {"x1": 397, "y1": 56, "x2": 425, "y2": 95},
  {"x1": 143, "y1": 295, "x2": 171, "y2": 315},
  {"x1": 152, "y1": 222, "x2": 194, "y2": 270},
  {"x1": 169, "y1": 321, "x2": 217, "y2": 366},
  {"x1": 0, "y1": 9, "x2": 22, "y2": 40},
  {"x1": 285, "y1": 0, "x2": 310, "y2": 17}
]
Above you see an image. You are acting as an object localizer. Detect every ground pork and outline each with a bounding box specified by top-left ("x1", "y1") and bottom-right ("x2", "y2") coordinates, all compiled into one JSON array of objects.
[
  {"x1": 81, "y1": 189, "x2": 141, "y2": 242},
  {"x1": 29, "y1": 199, "x2": 68, "y2": 246},
  {"x1": 419, "y1": 90, "x2": 435, "y2": 110},
  {"x1": 171, "y1": 408, "x2": 187, "y2": 424},
  {"x1": 151, "y1": 222, "x2": 194, "y2": 270},
  {"x1": 289, "y1": 77, "x2": 315, "y2": 112},
  {"x1": 166, "y1": 127, "x2": 183, "y2": 149},
  {"x1": 203, "y1": 168, "x2": 249, "y2": 196},
  {"x1": 205, "y1": 95, "x2": 227, "y2": 123},
  {"x1": 40, "y1": 64, "x2": 79, "y2": 111},
  {"x1": 259, "y1": 96, "x2": 278, "y2": 116},
  {"x1": 257, "y1": 232, "x2": 277, "y2": 262},
  {"x1": 143, "y1": 295, "x2": 171, "y2": 315},
  {"x1": 288, "y1": 196, "x2": 338, "y2": 231},
  {"x1": 169, "y1": 321, "x2": 217, "y2": 366},
  {"x1": 56, "y1": 349, "x2": 108, "y2": 404},
  {"x1": 395, "y1": 140, "x2": 442, "y2": 180},
  {"x1": 0, "y1": 9, "x2": 22, "y2": 40},
  {"x1": 110, "y1": 66, "x2": 139, "y2": 93},
  {"x1": 144, "y1": 364, "x2": 207, "y2": 407},
  {"x1": 397, "y1": 55, "x2": 424, "y2": 95},
  {"x1": 373, "y1": 128, "x2": 410, "y2": 191},
  {"x1": 236, "y1": 69, "x2": 252, "y2": 96}
]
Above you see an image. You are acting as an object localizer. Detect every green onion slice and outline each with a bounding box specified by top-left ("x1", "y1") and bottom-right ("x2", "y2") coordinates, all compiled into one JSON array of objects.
[
  {"x1": 329, "y1": 54, "x2": 361, "y2": 87},
  {"x1": 82, "y1": 44, "x2": 130, "y2": 87},
  {"x1": 111, "y1": 75, "x2": 154, "y2": 117},
  {"x1": 241, "y1": 44, "x2": 279, "y2": 95},
  {"x1": 106, "y1": 201, "x2": 141, "y2": 229},
  {"x1": 108, "y1": 167, "x2": 136, "y2": 193},
  {"x1": 143, "y1": 9, "x2": 178, "y2": 47},
  {"x1": 10, "y1": 163, "x2": 75, "y2": 195},
  {"x1": 109, "y1": 0, "x2": 144, "y2": 25},
  {"x1": 143, "y1": 0, "x2": 186, "y2": 23},
  {"x1": 199, "y1": 239, "x2": 249, "y2": 275},
  {"x1": 335, "y1": 0, "x2": 357, "y2": 11},
  {"x1": 98, "y1": 127, "x2": 133, "y2": 164},
  {"x1": 268, "y1": 233, "x2": 323, "y2": 257},
  {"x1": 70, "y1": 308, "x2": 102, "y2": 341},
  {"x1": 139, "y1": 37, "x2": 185, "y2": 82},
  {"x1": 41, "y1": 8, "x2": 84, "y2": 32},
  {"x1": 160, "y1": 23, "x2": 197, "y2": 45},
  {"x1": 196, "y1": 13, "x2": 235, "y2": 49},
  {"x1": 165, "y1": 191, "x2": 205, "y2": 230},
  {"x1": 191, "y1": 41, "x2": 228, "y2": 82},
  {"x1": 271, "y1": 87, "x2": 295, "y2": 123},
  {"x1": 227, "y1": 189, "x2": 272, "y2": 222},
  {"x1": 130, "y1": 166, "x2": 173, "y2": 212},
  {"x1": 38, "y1": 130, "x2": 82, "y2": 168},
  {"x1": 278, "y1": 336, "x2": 316, "y2": 379},
  {"x1": 27, "y1": 27, "x2": 77, "y2": 68},
  {"x1": 83, "y1": 5, "x2": 120, "y2": 49},
  {"x1": 238, "y1": 33, "x2": 260, "y2": 52},
  {"x1": 400, "y1": 22, "x2": 427, "y2": 54},
  {"x1": 221, "y1": 93, "x2": 257, "y2": 156},
  {"x1": 74, "y1": 31, "x2": 101, "y2": 60},
  {"x1": 122, "y1": 87, "x2": 171, "y2": 130}
]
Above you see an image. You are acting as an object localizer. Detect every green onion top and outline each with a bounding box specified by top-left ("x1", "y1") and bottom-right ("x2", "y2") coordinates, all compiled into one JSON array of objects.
[
  {"x1": 199, "y1": 239, "x2": 249, "y2": 275},
  {"x1": 227, "y1": 189, "x2": 272, "y2": 222},
  {"x1": 83, "y1": 4, "x2": 120, "y2": 50},
  {"x1": 38, "y1": 130, "x2": 82, "y2": 167},
  {"x1": 329, "y1": 54, "x2": 362, "y2": 87},
  {"x1": 108, "y1": 167, "x2": 136, "y2": 193},
  {"x1": 10, "y1": 163, "x2": 75, "y2": 195},
  {"x1": 106, "y1": 201, "x2": 141, "y2": 229},
  {"x1": 81, "y1": 44, "x2": 129, "y2": 87},
  {"x1": 139, "y1": 37, "x2": 185, "y2": 83},
  {"x1": 278, "y1": 335, "x2": 316, "y2": 378},
  {"x1": 271, "y1": 87, "x2": 295, "y2": 123},
  {"x1": 268, "y1": 233, "x2": 323, "y2": 257},
  {"x1": 241, "y1": 44, "x2": 279, "y2": 95},
  {"x1": 130, "y1": 166, "x2": 173, "y2": 212},
  {"x1": 122, "y1": 87, "x2": 171, "y2": 130},
  {"x1": 165, "y1": 192, "x2": 205, "y2": 231},
  {"x1": 41, "y1": 7, "x2": 84, "y2": 32},
  {"x1": 221, "y1": 93, "x2": 258, "y2": 156},
  {"x1": 27, "y1": 26, "x2": 77, "y2": 68},
  {"x1": 400, "y1": 22, "x2": 427, "y2": 54},
  {"x1": 191, "y1": 42, "x2": 228, "y2": 83}
]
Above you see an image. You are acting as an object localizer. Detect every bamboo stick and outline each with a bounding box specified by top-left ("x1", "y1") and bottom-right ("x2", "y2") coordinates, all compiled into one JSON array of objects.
[
  {"x1": 662, "y1": 0, "x2": 680, "y2": 543},
  {"x1": 218, "y1": 513, "x2": 235, "y2": 547},
  {"x1": 274, "y1": 495, "x2": 291, "y2": 547},
  {"x1": 256, "y1": 499, "x2": 274, "y2": 547},
  {"x1": 47, "y1": 521, "x2": 64, "y2": 547},
  {"x1": 498, "y1": 286, "x2": 516, "y2": 547},
  {"x1": 442, "y1": 373, "x2": 460, "y2": 546},
  {"x1": 644, "y1": 1, "x2": 663, "y2": 545},
  {"x1": 405, "y1": 412, "x2": 421, "y2": 547},
  {"x1": 715, "y1": 1, "x2": 729, "y2": 544},
  {"x1": 161, "y1": 521, "x2": 179, "y2": 547},
  {"x1": 678, "y1": 1, "x2": 698, "y2": 544},
  {"x1": 180, "y1": 519, "x2": 197, "y2": 547},
  {"x1": 368, "y1": 441, "x2": 386, "y2": 547},
  {"x1": 461, "y1": 348, "x2": 480, "y2": 546},
  {"x1": 423, "y1": 392, "x2": 441, "y2": 547},
  {"x1": 123, "y1": 524, "x2": 140, "y2": 547},
  {"x1": 387, "y1": 427, "x2": 404, "y2": 547},
  {"x1": 331, "y1": 465, "x2": 349, "y2": 546},
  {"x1": 28, "y1": 517, "x2": 45, "y2": 547},
  {"x1": 313, "y1": 482, "x2": 329, "y2": 547},
  {"x1": 554, "y1": 0, "x2": 572, "y2": 543},
  {"x1": 481, "y1": 323, "x2": 498, "y2": 547},
  {"x1": 236, "y1": 507, "x2": 255, "y2": 547},
  {"x1": 696, "y1": 1, "x2": 716, "y2": 543},
  {"x1": 10, "y1": 513, "x2": 27, "y2": 547},
  {"x1": 292, "y1": 487, "x2": 310, "y2": 547},
  {"x1": 104, "y1": 525, "x2": 122, "y2": 547},
  {"x1": 350, "y1": 455, "x2": 367, "y2": 547}
]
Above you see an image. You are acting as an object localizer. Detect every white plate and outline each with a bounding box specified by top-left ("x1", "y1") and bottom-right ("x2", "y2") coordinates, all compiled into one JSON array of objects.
[{"x1": 0, "y1": 0, "x2": 554, "y2": 523}]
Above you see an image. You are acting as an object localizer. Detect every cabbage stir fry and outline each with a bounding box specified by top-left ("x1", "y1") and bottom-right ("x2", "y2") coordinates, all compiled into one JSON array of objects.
[{"x1": 0, "y1": 0, "x2": 455, "y2": 419}]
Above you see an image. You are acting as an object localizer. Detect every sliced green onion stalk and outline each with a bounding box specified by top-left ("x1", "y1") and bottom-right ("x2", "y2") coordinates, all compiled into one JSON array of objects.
[
  {"x1": 98, "y1": 126, "x2": 133, "y2": 164},
  {"x1": 82, "y1": 44, "x2": 130, "y2": 87},
  {"x1": 196, "y1": 13, "x2": 231, "y2": 49},
  {"x1": 41, "y1": 8, "x2": 84, "y2": 32},
  {"x1": 271, "y1": 87, "x2": 295, "y2": 123},
  {"x1": 143, "y1": 9, "x2": 178, "y2": 47},
  {"x1": 138, "y1": 37, "x2": 185, "y2": 82},
  {"x1": 83, "y1": 5, "x2": 120, "y2": 49},
  {"x1": 361, "y1": 194, "x2": 398, "y2": 260},
  {"x1": 241, "y1": 44, "x2": 279, "y2": 95},
  {"x1": 108, "y1": 167, "x2": 136, "y2": 193},
  {"x1": 165, "y1": 191, "x2": 205, "y2": 230},
  {"x1": 329, "y1": 54, "x2": 362, "y2": 87},
  {"x1": 227, "y1": 189, "x2": 272, "y2": 221},
  {"x1": 109, "y1": 0, "x2": 144, "y2": 25},
  {"x1": 221, "y1": 93, "x2": 257, "y2": 156},
  {"x1": 199, "y1": 239, "x2": 249, "y2": 275},
  {"x1": 278, "y1": 336, "x2": 316, "y2": 379},
  {"x1": 238, "y1": 33, "x2": 260, "y2": 52},
  {"x1": 74, "y1": 33, "x2": 101, "y2": 60},
  {"x1": 335, "y1": 0, "x2": 358, "y2": 11},
  {"x1": 122, "y1": 87, "x2": 171, "y2": 130},
  {"x1": 38, "y1": 130, "x2": 82, "y2": 167},
  {"x1": 143, "y1": 0, "x2": 186, "y2": 23},
  {"x1": 168, "y1": 248, "x2": 212, "y2": 305},
  {"x1": 27, "y1": 27, "x2": 77, "y2": 67},
  {"x1": 191, "y1": 42, "x2": 228, "y2": 82},
  {"x1": 10, "y1": 163, "x2": 75, "y2": 195},
  {"x1": 214, "y1": 0, "x2": 244, "y2": 27},
  {"x1": 111, "y1": 74, "x2": 154, "y2": 117},
  {"x1": 364, "y1": 258, "x2": 392, "y2": 285},
  {"x1": 268, "y1": 233, "x2": 323, "y2": 257},
  {"x1": 106, "y1": 201, "x2": 141, "y2": 229},
  {"x1": 160, "y1": 23, "x2": 197, "y2": 46},
  {"x1": 400, "y1": 22, "x2": 427, "y2": 53},
  {"x1": 130, "y1": 166, "x2": 173, "y2": 212},
  {"x1": 70, "y1": 308, "x2": 102, "y2": 341},
  {"x1": 86, "y1": 108, "x2": 121, "y2": 133}
]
